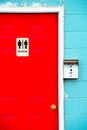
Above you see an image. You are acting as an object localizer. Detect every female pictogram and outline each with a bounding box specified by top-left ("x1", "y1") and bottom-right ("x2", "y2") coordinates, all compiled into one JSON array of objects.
[{"x1": 18, "y1": 40, "x2": 21, "y2": 49}]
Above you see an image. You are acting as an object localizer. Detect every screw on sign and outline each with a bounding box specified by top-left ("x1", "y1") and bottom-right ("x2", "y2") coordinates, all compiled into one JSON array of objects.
[
  {"x1": 18, "y1": 40, "x2": 21, "y2": 49},
  {"x1": 24, "y1": 40, "x2": 28, "y2": 49}
]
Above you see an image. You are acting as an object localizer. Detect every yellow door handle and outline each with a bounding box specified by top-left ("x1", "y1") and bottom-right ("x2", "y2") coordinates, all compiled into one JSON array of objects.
[{"x1": 50, "y1": 104, "x2": 57, "y2": 110}]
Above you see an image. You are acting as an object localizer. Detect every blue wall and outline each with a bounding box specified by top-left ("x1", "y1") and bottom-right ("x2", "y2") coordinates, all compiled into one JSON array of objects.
[
  {"x1": 64, "y1": 1, "x2": 87, "y2": 130},
  {"x1": 0, "y1": 0, "x2": 87, "y2": 130}
]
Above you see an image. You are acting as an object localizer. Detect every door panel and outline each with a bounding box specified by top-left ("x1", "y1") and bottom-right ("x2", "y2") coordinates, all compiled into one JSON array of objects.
[{"x1": 0, "y1": 13, "x2": 58, "y2": 130}]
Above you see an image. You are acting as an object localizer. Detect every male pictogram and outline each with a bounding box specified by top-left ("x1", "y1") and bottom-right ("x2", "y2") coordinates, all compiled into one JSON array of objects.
[
  {"x1": 24, "y1": 40, "x2": 28, "y2": 49},
  {"x1": 18, "y1": 40, "x2": 21, "y2": 49}
]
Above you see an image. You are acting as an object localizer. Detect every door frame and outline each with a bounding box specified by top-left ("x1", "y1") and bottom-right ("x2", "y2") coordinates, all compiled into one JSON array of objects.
[{"x1": 0, "y1": 6, "x2": 64, "y2": 130}]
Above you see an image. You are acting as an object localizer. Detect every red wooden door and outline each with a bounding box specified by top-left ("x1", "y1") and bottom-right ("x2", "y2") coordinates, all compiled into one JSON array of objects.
[{"x1": 0, "y1": 13, "x2": 58, "y2": 130}]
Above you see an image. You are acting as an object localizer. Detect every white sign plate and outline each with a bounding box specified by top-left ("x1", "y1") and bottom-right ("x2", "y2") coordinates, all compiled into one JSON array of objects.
[{"x1": 16, "y1": 38, "x2": 29, "y2": 57}]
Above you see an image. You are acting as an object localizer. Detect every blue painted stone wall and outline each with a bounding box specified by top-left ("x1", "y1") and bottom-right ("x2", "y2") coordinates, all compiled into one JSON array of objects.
[
  {"x1": 0, "y1": 0, "x2": 87, "y2": 130},
  {"x1": 64, "y1": 1, "x2": 87, "y2": 130}
]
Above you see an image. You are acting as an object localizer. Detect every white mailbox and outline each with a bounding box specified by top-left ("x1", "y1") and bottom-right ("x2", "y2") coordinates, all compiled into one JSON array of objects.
[{"x1": 64, "y1": 60, "x2": 78, "y2": 79}]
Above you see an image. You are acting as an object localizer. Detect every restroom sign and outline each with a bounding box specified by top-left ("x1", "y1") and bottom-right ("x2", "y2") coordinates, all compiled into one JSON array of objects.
[{"x1": 16, "y1": 38, "x2": 29, "y2": 57}]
